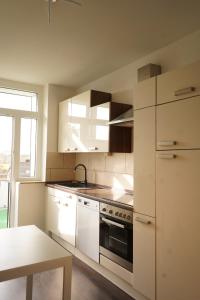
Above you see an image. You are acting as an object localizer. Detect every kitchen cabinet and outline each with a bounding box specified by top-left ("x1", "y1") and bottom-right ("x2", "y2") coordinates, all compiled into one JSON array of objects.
[
  {"x1": 157, "y1": 96, "x2": 200, "y2": 150},
  {"x1": 45, "y1": 187, "x2": 77, "y2": 246},
  {"x1": 58, "y1": 89, "x2": 132, "y2": 153},
  {"x1": 156, "y1": 150, "x2": 200, "y2": 300},
  {"x1": 134, "y1": 107, "x2": 156, "y2": 217},
  {"x1": 133, "y1": 213, "x2": 155, "y2": 300},
  {"x1": 157, "y1": 60, "x2": 200, "y2": 104},
  {"x1": 134, "y1": 77, "x2": 156, "y2": 110}
]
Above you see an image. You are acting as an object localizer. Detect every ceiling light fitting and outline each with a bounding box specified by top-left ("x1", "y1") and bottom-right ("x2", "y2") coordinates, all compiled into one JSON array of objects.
[{"x1": 45, "y1": 0, "x2": 81, "y2": 24}]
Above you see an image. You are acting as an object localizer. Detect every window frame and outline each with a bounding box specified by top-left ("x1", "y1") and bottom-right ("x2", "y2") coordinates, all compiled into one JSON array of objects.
[{"x1": 0, "y1": 83, "x2": 43, "y2": 182}]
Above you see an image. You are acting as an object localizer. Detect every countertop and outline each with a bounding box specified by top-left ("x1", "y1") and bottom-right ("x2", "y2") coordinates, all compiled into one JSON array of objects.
[{"x1": 46, "y1": 182, "x2": 134, "y2": 211}]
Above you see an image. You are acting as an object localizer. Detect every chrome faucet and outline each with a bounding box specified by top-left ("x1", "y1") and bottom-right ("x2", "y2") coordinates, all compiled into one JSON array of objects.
[{"x1": 74, "y1": 164, "x2": 87, "y2": 185}]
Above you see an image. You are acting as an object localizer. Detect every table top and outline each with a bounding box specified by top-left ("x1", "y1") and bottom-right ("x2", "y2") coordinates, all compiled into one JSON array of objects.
[{"x1": 0, "y1": 225, "x2": 71, "y2": 280}]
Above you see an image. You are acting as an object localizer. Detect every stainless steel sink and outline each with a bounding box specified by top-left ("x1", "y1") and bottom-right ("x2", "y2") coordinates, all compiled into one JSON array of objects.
[{"x1": 55, "y1": 181, "x2": 98, "y2": 189}]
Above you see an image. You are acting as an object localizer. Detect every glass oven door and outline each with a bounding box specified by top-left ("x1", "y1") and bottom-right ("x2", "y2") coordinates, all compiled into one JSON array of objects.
[{"x1": 100, "y1": 214, "x2": 133, "y2": 264}]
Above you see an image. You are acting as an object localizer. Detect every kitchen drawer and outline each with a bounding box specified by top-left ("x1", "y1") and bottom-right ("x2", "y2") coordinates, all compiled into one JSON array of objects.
[
  {"x1": 157, "y1": 60, "x2": 200, "y2": 104},
  {"x1": 134, "y1": 77, "x2": 156, "y2": 110},
  {"x1": 157, "y1": 96, "x2": 200, "y2": 150}
]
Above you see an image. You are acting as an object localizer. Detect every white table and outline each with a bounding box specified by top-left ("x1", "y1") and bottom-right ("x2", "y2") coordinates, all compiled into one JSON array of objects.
[{"x1": 0, "y1": 225, "x2": 72, "y2": 300}]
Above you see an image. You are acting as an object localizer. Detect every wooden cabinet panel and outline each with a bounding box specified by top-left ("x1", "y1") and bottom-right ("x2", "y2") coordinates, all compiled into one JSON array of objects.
[
  {"x1": 133, "y1": 213, "x2": 155, "y2": 300},
  {"x1": 156, "y1": 150, "x2": 200, "y2": 300},
  {"x1": 134, "y1": 107, "x2": 156, "y2": 217},
  {"x1": 157, "y1": 96, "x2": 200, "y2": 150},
  {"x1": 134, "y1": 77, "x2": 156, "y2": 110},
  {"x1": 157, "y1": 60, "x2": 200, "y2": 104}
]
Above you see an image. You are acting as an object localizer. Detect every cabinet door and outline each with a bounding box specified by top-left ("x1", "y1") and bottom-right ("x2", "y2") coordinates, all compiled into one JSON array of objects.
[
  {"x1": 45, "y1": 194, "x2": 59, "y2": 236},
  {"x1": 70, "y1": 91, "x2": 90, "y2": 152},
  {"x1": 157, "y1": 97, "x2": 200, "y2": 150},
  {"x1": 134, "y1": 77, "x2": 156, "y2": 110},
  {"x1": 89, "y1": 102, "x2": 110, "y2": 152},
  {"x1": 156, "y1": 150, "x2": 200, "y2": 300},
  {"x1": 133, "y1": 213, "x2": 155, "y2": 300},
  {"x1": 134, "y1": 107, "x2": 156, "y2": 217},
  {"x1": 58, "y1": 99, "x2": 74, "y2": 152},
  {"x1": 157, "y1": 60, "x2": 200, "y2": 104}
]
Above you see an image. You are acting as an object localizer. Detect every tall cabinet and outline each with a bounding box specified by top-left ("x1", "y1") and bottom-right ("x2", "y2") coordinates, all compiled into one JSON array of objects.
[
  {"x1": 134, "y1": 60, "x2": 200, "y2": 300},
  {"x1": 156, "y1": 61, "x2": 200, "y2": 300},
  {"x1": 133, "y1": 77, "x2": 156, "y2": 300}
]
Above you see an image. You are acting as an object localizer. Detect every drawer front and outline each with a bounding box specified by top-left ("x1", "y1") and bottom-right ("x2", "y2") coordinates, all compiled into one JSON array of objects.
[
  {"x1": 157, "y1": 60, "x2": 200, "y2": 104},
  {"x1": 157, "y1": 97, "x2": 200, "y2": 150},
  {"x1": 134, "y1": 77, "x2": 156, "y2": 110}
]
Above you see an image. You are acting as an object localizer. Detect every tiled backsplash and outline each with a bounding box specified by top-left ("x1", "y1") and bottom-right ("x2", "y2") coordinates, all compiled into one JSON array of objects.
[
  {"x1": 46, "y1": 152, "x2": 134, "y2": 190},
  {"x1": 46, "y1": 152, "x2": 75, "y2": 181},
  {"x1": 75, "y1": 153, "x2": 134, "y2": 190}
]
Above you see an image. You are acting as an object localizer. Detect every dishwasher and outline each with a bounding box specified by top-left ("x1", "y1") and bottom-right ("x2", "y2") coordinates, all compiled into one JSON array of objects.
[{"x1": 76, "y1": 196, "x2": 99, "y2": 263}]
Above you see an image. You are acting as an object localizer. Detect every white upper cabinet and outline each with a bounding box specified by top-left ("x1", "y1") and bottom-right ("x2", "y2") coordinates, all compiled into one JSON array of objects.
[
  {"x1": 157, "y1": 60, "x2": 200, "y2": 104},
  {"x1": 58, "y1": 90, "x2": 111, "y2": 153},
  {"x1": 134, "y1": 77, "x2": 156, "y2": 110},
  {"x1": 58, "y1": 90, "x2": 132, "y2": 153},
  {"x1": 134, "y1": 106, "x2": 156, "y2": 217},
  {"x1": 157, "y1": 96, "x2": 200, "y2": 150}
]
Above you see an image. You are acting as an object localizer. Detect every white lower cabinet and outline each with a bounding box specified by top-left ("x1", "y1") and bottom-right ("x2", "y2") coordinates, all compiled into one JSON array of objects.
[
  {"x1": 45, "y1": 188, "x2": 77, "y2": 246},
  {"x1": 133, "y1": 213, "x2": 155, "y2": 300},
  {"x1": 156, "y1": 150, "x2": 200, "y2": 300}
]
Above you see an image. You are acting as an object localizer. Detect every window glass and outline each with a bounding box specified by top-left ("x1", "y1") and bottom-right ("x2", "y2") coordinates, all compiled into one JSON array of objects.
[
  {"x1": 19, "y1": 118, "x2": 37, "y2": 177},
  {"x1": 0, "y1": 88, "x2": 37, "y2": 112}
]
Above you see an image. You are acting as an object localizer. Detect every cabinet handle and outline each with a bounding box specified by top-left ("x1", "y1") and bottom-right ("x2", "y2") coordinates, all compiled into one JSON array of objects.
[
  {"x1": 88, "y1": 146, "x2": 98, "y2": 151},
  {"x1": 158, "y1": 140, "x2": 176, "y2": 147},
  {"x1": 63, "y1": 203, "x2": 68, "y2": 207},
  {"x1": 157, "y1": 153, "x2": 176, "y2": 159},
  {"x1": 65, "y1": 148, "x2": 78, "y2": 152},
  {"x1": 72, "y1": 147, "x2": 78, "y2": 151},
  {"x1": 174, "y1": 86, "x2": 195, "y2": 96},
  {"x1": 135, "y1": 216, "x2": 151, "y2": 225}
]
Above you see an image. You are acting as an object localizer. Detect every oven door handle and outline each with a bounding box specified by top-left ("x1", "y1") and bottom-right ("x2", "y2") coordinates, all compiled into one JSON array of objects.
[{"x1": 101, "y1": 217, "x2": 125, "y2": 229}]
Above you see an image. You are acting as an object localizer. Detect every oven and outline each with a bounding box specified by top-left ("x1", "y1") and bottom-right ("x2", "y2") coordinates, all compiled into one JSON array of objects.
[{"x1": 99, "y1": 203, "x2": 133, "y2": 272}]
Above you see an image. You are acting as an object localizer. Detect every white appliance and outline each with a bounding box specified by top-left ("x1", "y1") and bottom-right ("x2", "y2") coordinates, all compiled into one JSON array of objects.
[{"x1": 76, "y1": 196, "x2": 99, "y2": 263}]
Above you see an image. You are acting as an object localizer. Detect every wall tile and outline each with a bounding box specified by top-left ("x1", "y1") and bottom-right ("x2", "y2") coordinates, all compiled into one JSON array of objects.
[
  {"x1": 46, "y1": 152, "x2": 63, "y2": 169},
  {"x1": 125, "y1": 153, "x2": 134, "y2": 175},
  {"x1": 63, "y1": 153, "x2": 76, "y2": 169},
  {"x1": 75, "y1": 170, "x2": 95, "y2": 183},
  {"x1": 75, "y1": 153, "x2": 89, "y2": 169},
  {"x1": 105, "y1": 153, "x2": 126, "y2": 173},
  {"x1": 46, "y1": 169, "x2": 51, "y2": 181},
  {"x1": 88, "y1": 153, "x2": 106, "y2": 171},
  {"x1": 50, "y1": 169, "x2": 74, "y2": 181}
]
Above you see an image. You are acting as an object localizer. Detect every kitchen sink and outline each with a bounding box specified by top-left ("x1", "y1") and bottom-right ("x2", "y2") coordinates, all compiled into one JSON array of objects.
[{"x1": 55, "y1": 181, "x2": 98, "y2": 189}]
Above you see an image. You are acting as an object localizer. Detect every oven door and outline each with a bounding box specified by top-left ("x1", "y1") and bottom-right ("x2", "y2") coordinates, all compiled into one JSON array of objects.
[{"x1": 100, "y1": 214, "x2": 133, "y2": 271}]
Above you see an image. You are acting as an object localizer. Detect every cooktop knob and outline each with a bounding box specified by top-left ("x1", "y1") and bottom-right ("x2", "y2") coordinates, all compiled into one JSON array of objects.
[
  {"x1": 119, "y1": 213, "x2": 122, "y2": 217},
  {"x1": 123, "y1": 214, "x2": 126, "y2": 218},
  {"x1": 115, "y1": 212, "x2": 119, "y2": 216},
  {"x1": 109, "y1": 210, "x2": 113, "y2": 214},
  {"x1": 127, "y1": 215, "x2": 131, "y2": 220},
  {"x1": 102, "y1": 208, "x2": 106, "y2": 212}
]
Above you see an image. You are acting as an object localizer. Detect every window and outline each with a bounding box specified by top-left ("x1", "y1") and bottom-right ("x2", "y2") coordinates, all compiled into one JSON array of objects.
[
  {"x1": 19, "y1": 118, "x2": 37, "y2": 178},
  {"x1": 0, "y1": 88, "x2": 37, "y2": 112},
  {"x1": 0, "y1": 88, "x2": 41, "y2": 180}
]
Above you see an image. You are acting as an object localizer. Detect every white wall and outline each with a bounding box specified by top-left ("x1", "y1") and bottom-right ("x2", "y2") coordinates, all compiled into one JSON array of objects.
[{"x1": 77, "y1": 29, "x2": 200, "y2": 105}]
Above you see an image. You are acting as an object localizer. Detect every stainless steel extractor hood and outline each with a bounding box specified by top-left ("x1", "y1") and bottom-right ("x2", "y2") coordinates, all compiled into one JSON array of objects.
[{"x1": 108, "y1": 108, "x2": 133, "y2": 127}]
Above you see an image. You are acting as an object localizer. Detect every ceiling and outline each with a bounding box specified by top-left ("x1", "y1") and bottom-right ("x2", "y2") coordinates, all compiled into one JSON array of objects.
[{"x1": 1, "y1": 0, "x2": 200, "y2": 88}]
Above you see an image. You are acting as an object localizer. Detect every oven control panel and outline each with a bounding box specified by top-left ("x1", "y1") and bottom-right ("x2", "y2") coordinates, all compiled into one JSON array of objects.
[{"x1": 100, "y1": 203, "x2": 133, "y2": 224}]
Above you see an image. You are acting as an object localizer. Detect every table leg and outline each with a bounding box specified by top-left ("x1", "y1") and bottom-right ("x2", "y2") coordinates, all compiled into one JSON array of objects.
[
  {"x1": 26, "y1": 274, "x2": 33, "y2": 300},
  {"x1": 62, "y1": 258, "x2": 72, "y2": 300}
]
